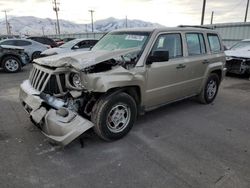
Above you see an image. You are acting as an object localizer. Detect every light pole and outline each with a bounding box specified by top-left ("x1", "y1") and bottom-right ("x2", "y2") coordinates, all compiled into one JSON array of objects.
[
  {"x1": 201, "y1": 0, "x2": 206, "y2": 25},
  {"x1": 52, "y1": 0, "x2": 60, "y2": 34},
  {"x1": 245, "y1": 0, "x2": 250, "y2": 22},
  {"x1": 210, "y1": 11, "x2": 214, "y2": 24},
  {"x1": 2, "y1": 10, "x2": 10, "y2": 35},
  {"x1": 89, "y1": 10, "x2": 94, "y2": 32}
]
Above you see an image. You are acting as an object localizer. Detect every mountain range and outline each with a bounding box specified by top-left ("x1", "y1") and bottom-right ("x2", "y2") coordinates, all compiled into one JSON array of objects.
[{"x1": 0, "y1": 16, "x2": 163, "y2": 35}]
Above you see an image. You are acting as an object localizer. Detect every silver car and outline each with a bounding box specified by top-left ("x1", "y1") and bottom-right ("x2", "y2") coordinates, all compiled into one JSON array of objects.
[
  {"x1": 40, "y1": 38, "x2": 98, "y2": 57},
  {"x1": 0, "y1": 38, "x2": 49, "y2": 60}
]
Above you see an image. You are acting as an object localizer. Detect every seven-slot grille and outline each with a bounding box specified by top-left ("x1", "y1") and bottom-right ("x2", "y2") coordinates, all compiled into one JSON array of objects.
[{"x1": 29, "y1": 65, "x2": 67, "y2": 96}]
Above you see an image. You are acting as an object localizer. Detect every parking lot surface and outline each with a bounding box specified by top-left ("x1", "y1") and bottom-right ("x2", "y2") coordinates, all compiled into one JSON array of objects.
[{"x1": 0, "y1": 65, "x2": 249, "y2": 188}]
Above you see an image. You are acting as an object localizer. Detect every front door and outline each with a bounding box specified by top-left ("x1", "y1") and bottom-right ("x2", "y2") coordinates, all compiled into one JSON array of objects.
[{"x1": 145, "y1": 33, "x2": 187, "y2": 108}]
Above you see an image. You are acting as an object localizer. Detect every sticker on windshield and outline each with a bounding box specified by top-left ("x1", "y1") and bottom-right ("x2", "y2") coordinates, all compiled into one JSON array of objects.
[{"x1": 125, "y1": 35, "x2": 145, "y2": 41}]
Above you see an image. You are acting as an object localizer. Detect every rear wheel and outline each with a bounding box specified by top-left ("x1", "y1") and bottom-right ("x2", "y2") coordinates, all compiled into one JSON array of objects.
[
  {"x1": 32, "y1": 51, "x2": 41, "y2": 60},
  {"x1": 91, "y1": 92, "x2": 137, "y2": 141},
  {"x1": 2, "y1": 56, "x2": 21, "y2": 73},
  {"x1": 197, "y1": 73, "x2": 220, "y2": 104}
]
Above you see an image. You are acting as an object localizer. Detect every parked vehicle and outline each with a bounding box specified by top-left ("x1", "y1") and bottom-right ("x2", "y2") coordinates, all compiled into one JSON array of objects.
[
  {"x1": 225, "y1": 39, "x2": 250, "y2": 75},
  {"x1": 0, "y1": 39, "x2": 49, "y2": 60},
  {"x1": 0, "y1": 35, "x2": 20, "y2": 41},
  {"x1": 20, "y1": 27, "x2": 226, "y2": 146},
  {"x1": 63, "y1": 38, "x2": 75, "y2": 42},
  {"x1": 0, "y1": 45, "x2": 30, "y2": 73},
  {"x1": 40, "y1": 38, "x2": 98, "y2": 57},
  {"x1": 53, "y1": 38, "x2": 64, "y2": 46},
  {"x1": 27, "y1": 36, "x2": 58, "y2": 48}
]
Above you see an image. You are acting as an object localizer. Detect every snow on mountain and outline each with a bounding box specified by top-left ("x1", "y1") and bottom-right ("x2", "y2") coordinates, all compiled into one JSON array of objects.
[{"x1": 0, "y1": 16, "x2": 163, "y2": 36}]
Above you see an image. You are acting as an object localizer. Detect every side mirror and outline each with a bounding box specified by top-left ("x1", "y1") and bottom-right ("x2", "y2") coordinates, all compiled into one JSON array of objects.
[
  {"x1": 72, "y1": 45, "x2": 79, "y2": 50},
  {"x1": 146, "y1": 50, "x2": 169, "y2": 65}
]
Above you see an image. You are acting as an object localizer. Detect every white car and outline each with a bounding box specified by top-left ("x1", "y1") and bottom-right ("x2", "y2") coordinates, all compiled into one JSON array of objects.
[
  {"x1": 225, "y1": 39, "x2": 250, "y2": 75},
  {"x1": 0, "y1": 38, "x2": 49, "y2": 60},
  {"x1": 40, "y1": 38, "x2": 98, "y2": 57}
]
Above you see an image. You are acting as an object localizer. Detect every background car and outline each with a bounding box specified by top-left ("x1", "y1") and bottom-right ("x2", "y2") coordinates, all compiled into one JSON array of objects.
[
  {"x1": 27, "y1": 36, "x2": 58, "y2": 48},
  {"x1": 40, "y1": 38, "x2": 98, "y2": 57},
  {"x1": 63, "y1": 38, "x2": 75, "y2": 42},
  {"x1": 0, "y1": 45, "x2": 30, "y2": 73},
  {"x1": 225, "y1": 39, "x2": 250, "y2": 75},
  {"x1": 0, "y1": 38, "x2": 49, "y2": 61},
  {"x1": 53, "y1": 38, "x2": 65, "y2": 46}
]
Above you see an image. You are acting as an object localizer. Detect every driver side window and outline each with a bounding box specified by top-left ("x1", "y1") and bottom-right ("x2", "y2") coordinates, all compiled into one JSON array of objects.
[{"x1": 152, "y1": 33, "x2": 183, "y2": 59}]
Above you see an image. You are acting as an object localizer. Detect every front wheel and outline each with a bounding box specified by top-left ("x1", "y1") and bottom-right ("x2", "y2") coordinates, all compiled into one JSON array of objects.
[
  {"x1": 91, "y1": 92, "x2": 137, "y2": 141},
  {"x1": 2, "y1": 56, "x2": 21, "y2": 73},
  {"x1": 197, "y1": 73, "x2": 220, "y2": 104}
]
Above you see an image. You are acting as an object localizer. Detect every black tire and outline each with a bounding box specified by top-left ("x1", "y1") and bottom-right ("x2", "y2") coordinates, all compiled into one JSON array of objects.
[
  {"x1": 91, "y1": 92, "x2": 137, "y2": 141},
  {"x1": 2, "y1": 56, "x2": 21, "y2": 73},
  {"x1": 32, "y1": 51, "x2": 41, "y2": 60},
  {"x1": 198, "y1": 73, "x2": 220, "y2": 104}
]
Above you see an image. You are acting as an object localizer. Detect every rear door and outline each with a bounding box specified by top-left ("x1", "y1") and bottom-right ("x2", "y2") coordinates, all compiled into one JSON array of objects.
[{"x1": 180, "y1": 32, "x2": 209, "y2": 96}]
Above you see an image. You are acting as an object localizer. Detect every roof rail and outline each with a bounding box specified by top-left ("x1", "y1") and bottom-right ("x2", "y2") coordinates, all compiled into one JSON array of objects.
[{"x1": 178, "y1": 25, "x2": 213, "y2": 30}]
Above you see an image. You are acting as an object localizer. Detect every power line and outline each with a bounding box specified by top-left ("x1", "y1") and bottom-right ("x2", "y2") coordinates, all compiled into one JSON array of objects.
[{"x1": 52, "y1": 0, "x2": 60, "y2": 34}]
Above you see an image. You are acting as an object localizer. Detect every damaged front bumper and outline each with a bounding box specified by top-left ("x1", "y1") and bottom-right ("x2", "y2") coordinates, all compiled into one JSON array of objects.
[{"x1": 19, "y1": 80, "x2": 94, "y2": 146}]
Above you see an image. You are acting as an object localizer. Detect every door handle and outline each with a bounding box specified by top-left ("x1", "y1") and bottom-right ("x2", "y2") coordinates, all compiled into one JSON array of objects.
[
  {"x1": 202, "y1": 60, "x2": 210, "y2": 64},
  {"x1": 176, "y1": 64, "x2": 186, "y2": 69}
]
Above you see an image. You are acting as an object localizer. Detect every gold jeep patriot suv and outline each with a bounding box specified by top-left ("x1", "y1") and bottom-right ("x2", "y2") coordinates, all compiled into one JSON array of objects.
[{"x1": 19, "y1": 27, "x2": 226, "y2": 146}]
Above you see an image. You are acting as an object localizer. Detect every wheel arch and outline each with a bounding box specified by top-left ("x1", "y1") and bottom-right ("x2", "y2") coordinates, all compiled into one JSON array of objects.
[{"x1": 0, "y1": 54, "x2": 22, "y2": 67}]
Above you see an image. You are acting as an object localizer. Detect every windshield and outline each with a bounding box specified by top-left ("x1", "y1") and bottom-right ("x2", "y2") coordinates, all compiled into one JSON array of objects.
[
  {"x1": 230, "y1": 41, "x2": 250, "y2": 50},
  {"x1": 60, "y1": 39, "x2": 80, "y2": 48},
  {"x1": 92, "y1": 31, "x2": 150, "y2": 52}
]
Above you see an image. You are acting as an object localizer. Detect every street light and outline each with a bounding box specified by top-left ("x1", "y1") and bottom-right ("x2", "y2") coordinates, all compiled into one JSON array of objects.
[{"x1": 89, "y1": 10, "x2": 94, "y2": 32}]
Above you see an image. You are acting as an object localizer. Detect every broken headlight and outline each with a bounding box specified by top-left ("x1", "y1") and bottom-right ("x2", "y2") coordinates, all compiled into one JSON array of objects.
[{"x1": 70, "y1": 73, "x2": 83, "y2": 88}]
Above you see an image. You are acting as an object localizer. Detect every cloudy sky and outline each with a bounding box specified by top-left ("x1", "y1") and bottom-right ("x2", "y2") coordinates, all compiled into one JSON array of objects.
[{"x1": 0, "y1": 0, "x2": 248, "y2": 26}]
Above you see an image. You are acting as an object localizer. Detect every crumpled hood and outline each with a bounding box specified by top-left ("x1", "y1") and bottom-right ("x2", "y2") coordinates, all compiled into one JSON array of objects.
[
  {"x1": 225, "y1": 46, "x2": 250, "y2": 58},
  {"x1": 35, "y1": 48, "x2": 140, "y2": 70}
]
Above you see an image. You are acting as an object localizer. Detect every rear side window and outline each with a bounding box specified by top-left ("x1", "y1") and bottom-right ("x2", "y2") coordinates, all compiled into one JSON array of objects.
[
  {"x1": 152, "y1": 33, "x2": 183, "y2": 59},
  {"x1": 1, "y1": 40, "x2": 15, "y2": 45},
  {"x1": 207, "y1": 34, "x2": 221, "y2": 53},
  {"x1": 16, "y1": 40, "x2": 32, "y2": 46},
  {"x1": 186, "y1": 33, "x2": 206, "y2": 56}
]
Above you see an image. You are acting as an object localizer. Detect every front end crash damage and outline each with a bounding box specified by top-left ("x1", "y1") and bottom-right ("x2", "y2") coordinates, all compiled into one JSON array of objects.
[
  {"x1": 226, "y1": 57, "x2": 250, "y2": 75},
  {"x1": 20, "y1": 80, "x2": 94, "y2": 146},
  {"x1": 20, "y1": 48, "x2": 144, "y2": 146}
]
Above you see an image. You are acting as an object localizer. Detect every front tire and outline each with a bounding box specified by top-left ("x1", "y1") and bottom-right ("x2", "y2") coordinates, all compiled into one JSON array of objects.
[
  {"x1": 91, "y1": 92, "x2": 137, "y2": 141},
  {"x1": 2, "y1": 56, "x2": 21, "y2": 73},
  {"x1": 32, "y1": 51, "x2": 41, "y2": 60},
  {"x1": 198, "y1": 73, "x2": 220, "y2": 104}
]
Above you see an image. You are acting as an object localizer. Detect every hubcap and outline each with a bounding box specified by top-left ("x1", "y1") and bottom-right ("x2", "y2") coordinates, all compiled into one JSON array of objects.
[
  {"x1": 106, "y1": 104, "x2": 131, "y2": 133},
  {"x1": 5, "y1": 59, "x2": 19, "y2": 72},
  {"x1": 207, "y1": 80, "x2": 217, "y2": 100}
]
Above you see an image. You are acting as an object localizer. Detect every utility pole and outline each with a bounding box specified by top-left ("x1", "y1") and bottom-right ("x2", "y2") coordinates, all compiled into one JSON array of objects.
[
  {"x1": 245, "y1": 0, "x2": 250, "y2": 22},
  {"x1": 42, "y1": 27, "x2": 45, "y2": 36},
  {"x1": 201, "y1": 0, "x2": 206, "y2": 25},
  {"x1": 2, "y1": 10, "x2": 10, "y2": 35},
  {"x1": 125, "y1": 16, "x2": 128, "y2": 28},
  {"x1": 89, "y1": 10, "x2": 94, "y2": 32},
  {"x1": 52, "y1": 0, "x2": 60, "y2": 34},
  {"x1": 54, "y1": 22, "x2": 58, "y2": 35},
  {"x1": 210, "y1": 11, "x2": 214, "y2": 24}
]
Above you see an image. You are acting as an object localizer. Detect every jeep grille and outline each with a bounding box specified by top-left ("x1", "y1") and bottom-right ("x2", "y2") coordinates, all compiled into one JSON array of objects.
[{"x1": 29, "y1": 65, "x2": 67, "y2": 96}]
